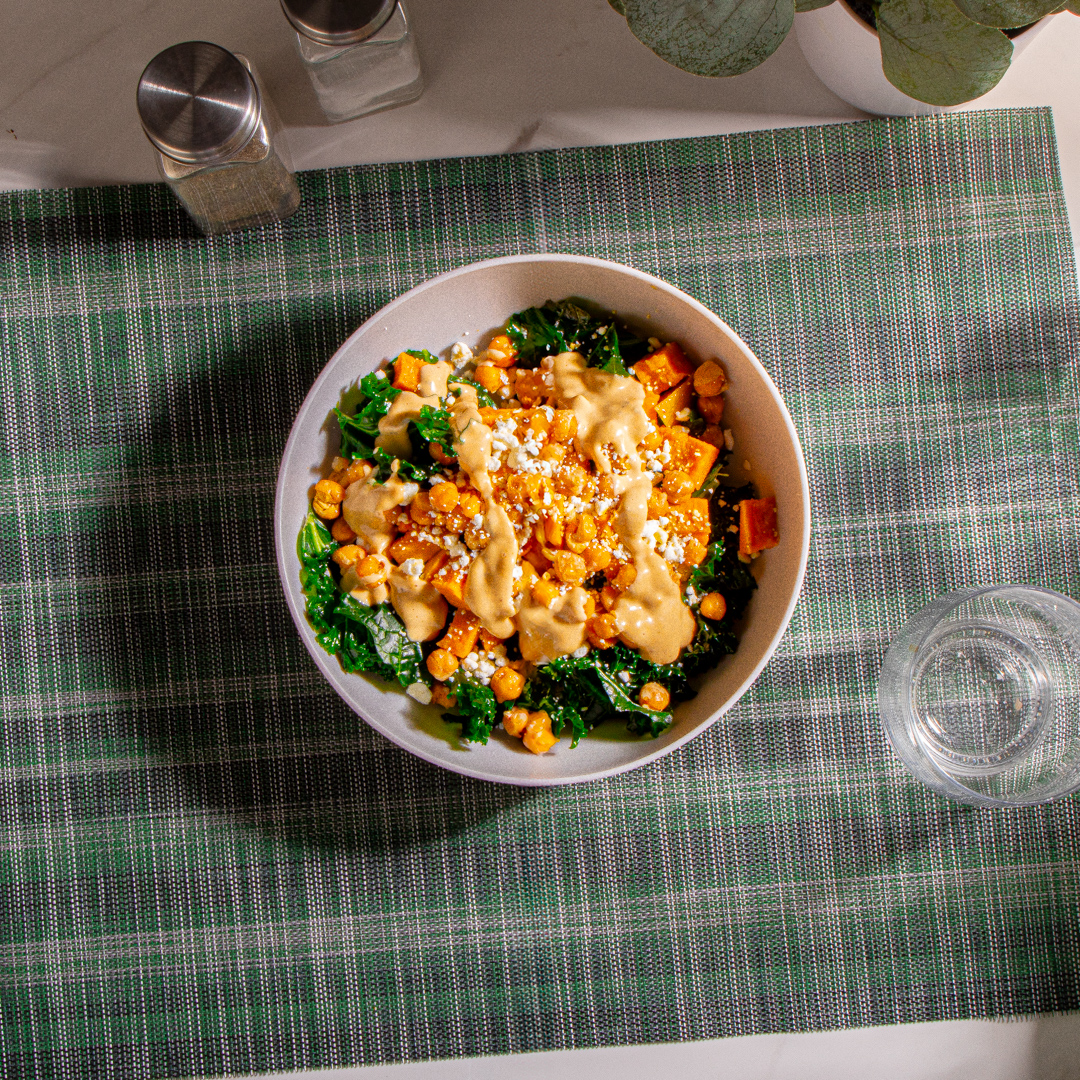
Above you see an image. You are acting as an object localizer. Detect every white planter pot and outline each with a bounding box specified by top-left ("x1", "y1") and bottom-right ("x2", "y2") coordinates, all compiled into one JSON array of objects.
[{"x1": 794, "y1": 1, "x2": 1050, "y2": 116}]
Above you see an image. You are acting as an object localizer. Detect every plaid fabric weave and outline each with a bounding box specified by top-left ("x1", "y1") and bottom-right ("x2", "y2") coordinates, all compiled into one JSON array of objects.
[{"x1": 1, "y1": 107, "x2": 1079, "y2": 1079}]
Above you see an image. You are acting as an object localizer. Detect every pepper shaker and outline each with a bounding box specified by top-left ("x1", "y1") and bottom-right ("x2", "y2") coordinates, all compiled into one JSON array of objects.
[
  {"x1": 281, "y1": 0, "x2": 423, "y2": 124},
  {"x1": 137, "y1": 42, "x2": 301, "y2": 236}
]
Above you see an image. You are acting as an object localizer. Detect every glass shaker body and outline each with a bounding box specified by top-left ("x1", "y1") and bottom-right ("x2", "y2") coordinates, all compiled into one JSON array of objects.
[
  {"x1": 294, "y1": 2, "x2": 422, "y2": 124},
  {"x1": 141, "y1": 48, "x2": 301, "y2": 236}
]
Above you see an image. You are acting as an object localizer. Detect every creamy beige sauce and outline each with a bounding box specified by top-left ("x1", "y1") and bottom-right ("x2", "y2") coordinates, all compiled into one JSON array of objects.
[
  {"x1": 611, "y1": 476, "x2": 696, "y2": 664},
  {"x1": 451, "y1": 386, "x2": 518, "y2": 638},
  {"x1": 341, "y1": 557, "x2": 391, "y2": 607},
  {"x1": 389, "y1": 568, "x2": 448, "y2": 641},
  {"x1": 375, "y1": 360, "x2": 453, "y2": 458},
  {"x1": 342, "y1": 473, "x2": 414, "y2": 555},
  {"x1": 552, "y1": 352, "x2": 650, "y2": 474},
  {"x1": 516, "y1": 586, "x2": 589, "y2": 663}
]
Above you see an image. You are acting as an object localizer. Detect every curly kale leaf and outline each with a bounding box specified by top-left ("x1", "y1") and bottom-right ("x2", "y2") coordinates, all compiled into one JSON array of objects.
[
  {"x1": 335, "y1": 369, "x2": 400, "y2": 458},
  {"x1": 405, "y1": 349, "x2": 440, "y2": 365},
  {"x1": 335, "y1": 599, "x2": 424, "y2": 688},
  {"x1": 446, "y1": 683, "x2": 499, "y2": 744},
  {"x1": 519, "y1": 647, "x2": 675, "y2": 744},
  {"x1": 299, "y1": 512, "x2": 342, "y2": 652},
  {"x1": 298, "y1": 512, "x2": 425, "y2": 687},
  {"x1": 449, "y1": 379, "x2": 496, "y2": 409},
  {"x1": 505, "y1": 299, "x2": 648, "y2": 375}
]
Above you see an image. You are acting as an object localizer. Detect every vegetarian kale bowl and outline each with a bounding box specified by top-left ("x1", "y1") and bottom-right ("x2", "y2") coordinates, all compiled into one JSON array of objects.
[{"x1": 274, "y1": 255, "x2": 810, "y2": 786}]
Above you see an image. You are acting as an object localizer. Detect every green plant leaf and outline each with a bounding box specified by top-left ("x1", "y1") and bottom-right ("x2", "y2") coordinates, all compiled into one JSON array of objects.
[
  {"x1": 795, "y1": 0, "x2": 836, "y2": 10},
  {"x1": 1064, "y1": 0, "x2": 1078, "y2": 12},
  {"x1": 623, "y1": 0, "x2": 795, "y2": 77},
  {"x1": 609, "y1": 0, "x2": 628, "y2": 12},
  {"x1": 878, "y1": 0, "x2": 1012, "y2": 105},
  {"x1": 950, "y1": 0, "x2": 1058, "y2": 27}
]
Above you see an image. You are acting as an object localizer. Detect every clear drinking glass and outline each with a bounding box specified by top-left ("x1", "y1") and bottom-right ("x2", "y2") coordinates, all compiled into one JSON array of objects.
[{"x1": 878, "y1": 585, "x2": 1080, "y2": 806}]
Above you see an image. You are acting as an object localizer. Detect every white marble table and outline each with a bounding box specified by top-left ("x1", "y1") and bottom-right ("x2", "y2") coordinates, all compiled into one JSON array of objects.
[{"x1": 4, "y1": 1, "x2": 1079, "y2": 1076}]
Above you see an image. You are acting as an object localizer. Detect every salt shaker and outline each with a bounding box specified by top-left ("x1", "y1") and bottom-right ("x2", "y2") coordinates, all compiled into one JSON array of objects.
[
  {"x1": 281, "y1": 0, "x2": 423, "y2": 124},
  {"x1": 137, "y1": 42, "x2": 301, "y2": 236}
]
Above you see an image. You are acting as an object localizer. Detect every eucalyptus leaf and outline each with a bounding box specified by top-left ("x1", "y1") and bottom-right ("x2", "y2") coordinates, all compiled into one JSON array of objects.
[
  {"x1": 878, "y1": 0, "x2": 1012, "y2": 104},
  {"x1": 950, "y1": 0, "x2": 1059, "y2": 27},
  {"x1": 795, "y1": 0, "x2": 836, "y2": 10},
  {"x1": 624, "y1": 0, "x2": 795, "y2": 77}
]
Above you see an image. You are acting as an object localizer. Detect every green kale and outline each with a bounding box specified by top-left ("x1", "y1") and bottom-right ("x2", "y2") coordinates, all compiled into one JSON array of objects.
[
  {"x1": 504, "y1": 299, "x2": 648, "y2": 375},
  {"x1": 298, "y1": 512, "x2": 425, "y2": 687},
  {"x1": 446, "y1": 683, "x2": 499, "y2": 744},
  {"x1": 519, "y1": 647, "x2": 675, "y2": 744},
  {"x1": 405, "y1": 349, "x2": 440, "y2": 365},
  {"x1": 449, "y1": 379, "x2": 496, "y2": 409}
]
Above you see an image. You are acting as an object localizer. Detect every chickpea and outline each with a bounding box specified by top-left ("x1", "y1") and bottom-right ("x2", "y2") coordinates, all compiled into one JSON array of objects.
[
  {"x1": 491, "y1": 666, "x2": 526, "y2": 703},
  {"x1": 698, "y1": 395, "x2": 725, "y2": 424},
  {"x1": 354, "y1": 555, "x2": 388, "y2": 587},
  {"x1": 556, "y1": 464, "x2": 587, "y2": 497},
  {"x1": 431, "y1": 685, "x2": 457, "y2": 709},
  {"x1": 502, "y1": 707, "x2": 530, "y2": 737},
  {"x1": 693, "y1": 359, "x2": 728, "y2": 397},
  {"x1": 332, "y1": 544, "x2": 364, "y2": 570},
  {"x1": 612, "y1": 563, "x2": 638, "y2": 591},
  {"x1": 430, "y1": 481, "x2": 459, "y2": 513},
  {"x1": 540, "y1": 443, "x2": 567, "y2": 463},
  {"x1": 700, "y1": 592, "x2": 727, "y2": 621},
  {"x1": 429, "y1": 442, "x2": 457, "y2": 466},
  {"x1": 410, "y1": 490, "x2": 433, "y2": 525},
  {"x1": 531, "y1": 577, "x2": 561, "y2": 608},
  {"x1": 662, "y1": 470, "x2": 695, "y2": 502},
  {"x1": 528, "y1": 411, "x2": 550, "y2": 436},
  {"x1": 339, "y1": 460, "x2": 370, "y2": 487},
  {"x1": 313, "y1": 499, "x2": 340, "y2": 520},
  {"x1": 544, "y1": 514, "x2": 564, "y2": 548},
  {"x1": 523, "y1": 710, "x2": 558, "y2": 755},
  {"x1": 641, "y1": 429, "x2": 663, "y2": 451},
  {"x1": 552, "y1": 550, "x2": 587, "y2": 586},
  {"x1": 587, "y1": 613, "x2": 619, "y2": 648},
  {"x1": 426, "y1": 648, "x2": 459, "y2": 681},
  {"x1": 459, "y1": 490, "x2": 483, "y2": 518},
  {"x1": 314, "y1": 478, "x2": 345, "y2": 505},
  {"x1": 331, "y1": 517, "x2": 357, "y2": 543},
  {"x1": 639, "y1": 682, "x2": 671, "y2": 711},
  {"x1": 583, "y1": 546, "x2": 612, "y2": 571},
  {"x1": 551, "y1": 410, "x2": 577, "y2": 443}
]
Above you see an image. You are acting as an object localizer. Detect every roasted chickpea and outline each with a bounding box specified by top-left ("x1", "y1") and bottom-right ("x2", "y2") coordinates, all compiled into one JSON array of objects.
[
  {"x1": 332, "y1": 544, "x2": 364, "y2": 570},
  {"x1": 426, "y1": 648, "x2": 459, "y2": 681},
  {"x1": 491, "y1": 666, "x2": 526, "y2": 703},
  {"x1": 356, "y1": 555, "x2": 389, "y2": 586},
  {"x1": 523, "y1": 710, "x2": 558, "y2": 754},
  {"x1": 662, "y1": 470, "x2": 695, "y2": 502},
  {"x1": 700, "y1": 592, "x2": 727, "y2": 621},
  {"x1": 313, "y1": 499, "x2": 340, "y2": 520},
  {"x1": 331, "y1": 517, "x2": 357, "y2": 543},
  {"x1": 430, "y1": 481, "x2": 459, "y2": 513},
  {"x1": 639, "y1": 682, "x2": 671, "y2": 711},
  {"x1": 502, "y1": 707, "x2": 530, "y2": 737},
  {"x1": 552, "y1": 550, "x2": 588, "y2": 586},
  {"x1": 314, "y1": 478, "x2": 345, "y2": 505}
]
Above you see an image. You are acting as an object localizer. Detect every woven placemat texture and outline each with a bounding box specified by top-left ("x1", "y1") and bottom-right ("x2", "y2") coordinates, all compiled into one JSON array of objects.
[{"x1": 1, "y1": 107, "x2": 1079, "y2": 1079}]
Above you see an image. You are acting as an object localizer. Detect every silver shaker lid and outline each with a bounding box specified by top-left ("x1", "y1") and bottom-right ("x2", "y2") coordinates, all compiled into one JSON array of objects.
[
  {"x1": 280, "y1": 0, "x2": 396, "y2": 46},
  {"x1": 137, "y1": 42, "x2": 261, "y2": 166}
]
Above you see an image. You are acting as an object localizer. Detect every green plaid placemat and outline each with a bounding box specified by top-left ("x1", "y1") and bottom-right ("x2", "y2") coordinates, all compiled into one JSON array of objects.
[{"x1": 1, "y1": 107, "x2": 1079, "y2": 1078}]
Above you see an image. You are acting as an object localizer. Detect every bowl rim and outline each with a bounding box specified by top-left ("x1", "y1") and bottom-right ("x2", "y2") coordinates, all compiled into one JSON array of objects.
[{"x1": 274, "y1": 253, "x2": 812, "y2": 785}]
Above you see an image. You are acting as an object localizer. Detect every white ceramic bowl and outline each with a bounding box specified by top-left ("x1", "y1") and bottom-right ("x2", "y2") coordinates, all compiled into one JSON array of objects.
[{"x1": 274, "y1": 255, "x2": 811, "y2": 786}]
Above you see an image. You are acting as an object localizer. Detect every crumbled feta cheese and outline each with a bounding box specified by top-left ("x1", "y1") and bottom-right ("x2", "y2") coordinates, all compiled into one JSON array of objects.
[
  {"x1": 618, "y1": 670, "x2": 632, "y2": 684},
  {"x1": 450, "y1": 341, "x2": 474, "y2": 366},
  {"x1": 406, "y1": 682, "x2": 432, "y2": 705},
  {"x1": 400, "y1": 558, "x2": 425, "y2": 578},
  {"x1": 675, "y1": 408, "x2": 691, "y2": 421},
  {"x1": 375, "y1": 370, "x2": 386, "y2": 380},
  {"x1": 397, "y1": 482, "x2": 419, "y2": 505},
  {"x1": 471, "y1": 514, "x2": 484, "y2": 528},
  {"x1": 572, "y1": 645, "x2": 590, "y2": 659}
]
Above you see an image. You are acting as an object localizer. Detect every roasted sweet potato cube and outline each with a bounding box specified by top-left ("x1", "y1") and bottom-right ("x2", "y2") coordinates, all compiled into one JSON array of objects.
[
  {"x1": 388, "y1": 534, "x2": 441, "y2": 563},
  {"x1": 478, "y1": 407, "x2": 518, "y2": 425},
  {"x1": 633, "y1": 342, "x2": 693, "y2": 394},
  {"x1": 433, "y1": 567, "x2": 467, "y2": 608},
  {"x1": 642, "y1": 389, "x2": 660, "y2": 423},
  {"x1": 739, "y1": 497, "x2": 779, "y2": 557},
  {"x1": 393, "y1": 352, "x2": 423, "y2": 391},
  {"x1": 662, "y1": 428, "x2": 720, "y2": 488},
  {"x1": 438, "y1": 609, "x2": 481, "y2": 658},
  {"x1": 669, "y1": 497, "x2": 711, "y2": 537},
  {"x1": 656, "y1": 380, "x2": 693, "y2": 427}
]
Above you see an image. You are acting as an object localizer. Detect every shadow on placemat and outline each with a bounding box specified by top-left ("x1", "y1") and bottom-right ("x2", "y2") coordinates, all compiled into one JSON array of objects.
[{"x1": 83, "y1": 308, "x2": 535, "y2": 855}]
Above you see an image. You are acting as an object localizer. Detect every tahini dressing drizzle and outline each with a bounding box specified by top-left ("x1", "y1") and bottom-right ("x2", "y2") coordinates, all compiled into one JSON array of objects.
[
  {"x1": 375, "y1": 361, "x2": 453, "y2": 459},
  {"x1": 552, "y1": 352, "x2": 695, "y2": 665},
  {"x1": 451, "y1": 386, "x2": 519, "y2": 639}
]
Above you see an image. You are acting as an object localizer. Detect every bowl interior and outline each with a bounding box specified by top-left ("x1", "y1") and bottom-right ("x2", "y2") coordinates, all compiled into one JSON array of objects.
[{"x1": 274, "y1": 255, "x2": 810, "y2": 785}]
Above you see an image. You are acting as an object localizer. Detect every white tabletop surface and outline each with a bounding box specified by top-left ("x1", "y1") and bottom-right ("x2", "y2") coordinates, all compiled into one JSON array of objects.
[{"x1": 4, "y1": 1, "x2": 1080, "y2": 1077}]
